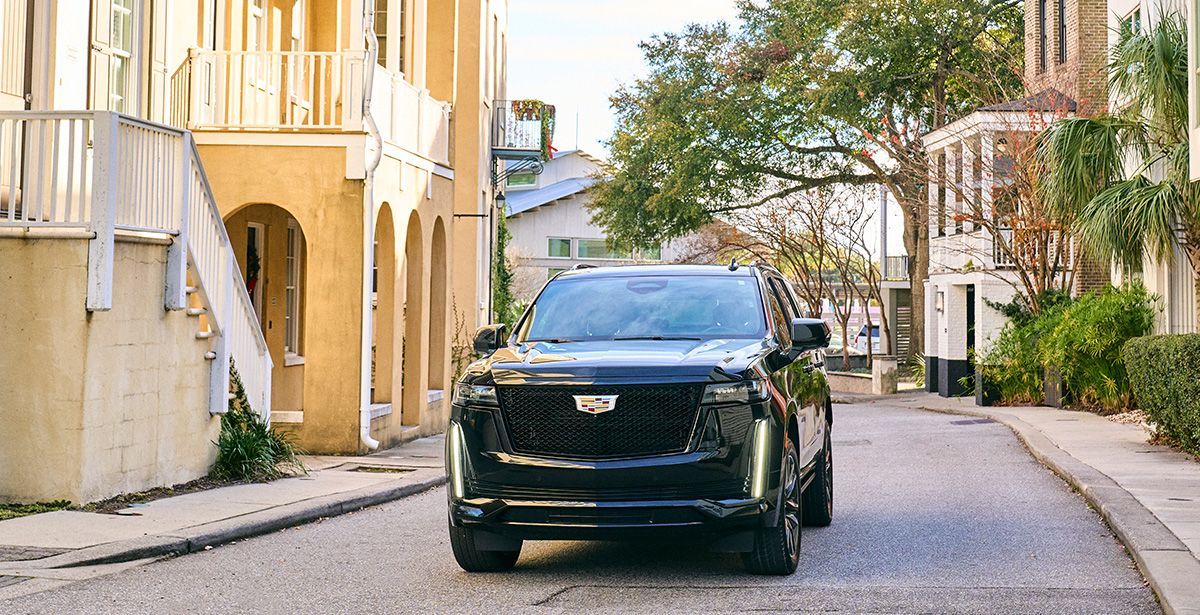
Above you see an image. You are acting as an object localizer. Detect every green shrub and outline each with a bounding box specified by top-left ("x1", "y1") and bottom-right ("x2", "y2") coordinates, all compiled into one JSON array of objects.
[
  {"x1": 210, "y1": 365, "x2": 305, "y2": 482},
  {"x1": 1123, "y1": 334, "x2": 1200, "y2": 455},
  {"x1": 978, "y1": 283, "x2": 1155, "y2": 411},
  {"x1": 1037, "y1": 284, "x2": 1156, "y2": 411},
  {"x1": 978, "y1": 303, "x2": 1064, "y2": 405}
]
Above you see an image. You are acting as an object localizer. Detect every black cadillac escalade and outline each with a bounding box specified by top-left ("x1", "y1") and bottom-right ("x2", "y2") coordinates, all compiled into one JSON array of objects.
[{"x1": 446, "y1": 263, "x2": 833, "y2": 575}]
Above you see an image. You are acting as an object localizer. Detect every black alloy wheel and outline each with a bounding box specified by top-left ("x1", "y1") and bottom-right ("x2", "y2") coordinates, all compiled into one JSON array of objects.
[{"x1": 743, "y1": 436, "x2": 802, "y2": 575}]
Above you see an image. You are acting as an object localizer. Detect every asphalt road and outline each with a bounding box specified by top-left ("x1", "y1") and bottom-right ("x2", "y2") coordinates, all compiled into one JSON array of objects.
[{"x1": 2, "y1": 402, "x2": 1157, "y2": 614}]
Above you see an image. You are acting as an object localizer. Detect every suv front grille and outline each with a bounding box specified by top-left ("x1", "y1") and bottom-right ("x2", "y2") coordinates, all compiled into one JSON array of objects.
[{"x1": 496, "y1": 384, "x2": 704, "y2": 459}]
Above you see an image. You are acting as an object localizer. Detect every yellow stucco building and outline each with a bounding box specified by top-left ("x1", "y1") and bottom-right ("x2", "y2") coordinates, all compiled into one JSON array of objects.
[{"x1": 0, "y1": 0, "x2": 518, "y2": 502}]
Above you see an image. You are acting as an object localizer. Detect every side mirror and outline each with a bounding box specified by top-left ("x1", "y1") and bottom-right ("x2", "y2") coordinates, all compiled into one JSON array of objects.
[
  {"x1": 472, "y1": 324, "x2": 508, "y2": 355},
  {"x1": 789, "y1": 318, "x2": 831, "y2": 353}
]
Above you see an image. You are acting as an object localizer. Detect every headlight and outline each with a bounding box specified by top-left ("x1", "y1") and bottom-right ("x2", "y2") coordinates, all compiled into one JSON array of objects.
[
  {"x1": 750, "y1": 419, "x2": 770, "y2": 498},
  {"x1": 702, "y1": 379, "x2": 767, "y2": 405},
  {"x1": 448, "y1": 423, "x2": 466, "y2": 499},
  {"x1": 453, "y1": 383, "x2": 498, "y2": 406}
]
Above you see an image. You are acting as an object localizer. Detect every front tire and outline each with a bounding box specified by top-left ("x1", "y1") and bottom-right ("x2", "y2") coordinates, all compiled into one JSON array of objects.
[
  {"x1": 802, "y1": 425, "x2": 834, "y2": 527},
  {"x1": 448, "y1": 524, "x2": 521, "y2": 572},
  {"x1": 743, "y1": 436, "x2": 802, "y2": 575}
]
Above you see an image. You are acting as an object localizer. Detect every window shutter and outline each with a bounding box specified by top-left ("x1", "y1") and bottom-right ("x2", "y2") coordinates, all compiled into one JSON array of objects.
[
  {"x1": 147, "y1": 0, "x2": 169, "y2": 122},
  {"x1": 89, "y1": 0, "x2": 113, "y2": 111}
]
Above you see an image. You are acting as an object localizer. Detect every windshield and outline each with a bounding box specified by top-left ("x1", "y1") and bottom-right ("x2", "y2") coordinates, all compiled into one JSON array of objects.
[{"x1": 518, "y1": 275, "x2": 767, "y2": 342}]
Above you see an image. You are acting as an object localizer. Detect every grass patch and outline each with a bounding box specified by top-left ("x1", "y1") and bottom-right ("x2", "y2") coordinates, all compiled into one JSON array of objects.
[{"x1": 0, "y1": 501, "x2": 71, "y2": 521}]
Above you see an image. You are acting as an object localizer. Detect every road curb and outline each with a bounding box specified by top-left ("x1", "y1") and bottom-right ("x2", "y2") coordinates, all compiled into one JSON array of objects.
[
  {"x1": 0, "y1": 475, "x2": 447, "y2": 572},
  {"x1": 917, "y1": 403, "x2": 1200, "y2": 615}
]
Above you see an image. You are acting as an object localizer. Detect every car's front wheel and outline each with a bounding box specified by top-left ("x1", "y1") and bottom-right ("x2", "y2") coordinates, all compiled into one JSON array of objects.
[
  {"x1": 448, "y1": 524, "x2": 521, "y2": 572},
  {"x1": 742, "y1": 436, "x2": 802, "y2": 575}
]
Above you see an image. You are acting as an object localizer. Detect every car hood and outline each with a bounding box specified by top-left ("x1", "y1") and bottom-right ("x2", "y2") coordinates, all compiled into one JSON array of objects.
[{"x1": 471, "y1": 338, "x2": 772, "y2": 385}]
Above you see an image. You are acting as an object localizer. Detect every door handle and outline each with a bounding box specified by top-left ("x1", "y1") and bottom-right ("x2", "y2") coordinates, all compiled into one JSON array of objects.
[{"x1": 803, "y1": 361, "x2": 823, "y2": 373}]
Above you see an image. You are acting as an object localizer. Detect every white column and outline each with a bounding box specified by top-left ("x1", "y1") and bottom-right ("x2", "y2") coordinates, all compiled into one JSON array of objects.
[
  {"x1": 944, "y1": 143, "x2": 957, "y2": 235},
  {"x1": 961, "y1": 140, "x2": 975, "y2": 233},
  {"x1": 980, "y1": 132, "x2": 994, "y2": 221},
  {"x1": 927, "y1": 150, "x2": 940, "y2": 238}
]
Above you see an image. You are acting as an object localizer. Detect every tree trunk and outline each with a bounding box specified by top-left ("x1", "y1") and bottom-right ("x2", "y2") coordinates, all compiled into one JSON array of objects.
[{"x1": 902, "y1": 196, "x2": 928, "y2": 365}]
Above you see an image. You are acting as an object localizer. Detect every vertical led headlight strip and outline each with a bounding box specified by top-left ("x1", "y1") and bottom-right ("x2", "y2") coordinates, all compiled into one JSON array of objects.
[
  {"x1": 449, "y1": 423, "x2": 466, "y2": 499},
  {"x1": 751, "y1": 419, "x2": 770, "y2": 499}
]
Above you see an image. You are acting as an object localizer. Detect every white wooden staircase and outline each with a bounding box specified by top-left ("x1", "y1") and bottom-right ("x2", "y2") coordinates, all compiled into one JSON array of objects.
[{"x1": 0, "y1": 111, "x2": 272, "y2": 419}]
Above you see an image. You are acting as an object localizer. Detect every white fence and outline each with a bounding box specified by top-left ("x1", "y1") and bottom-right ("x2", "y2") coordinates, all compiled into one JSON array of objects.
[
  {"x1": 170, "y1": 49, "x2": 450, "y2": 164},
  {"x1": 170, "y1": 50, "x2": 364, "y2": 132},
  {"x1": 0, "y1": 111, "x2": 272, "y2": 420},
  {"x1": 371, "y1": 65, "x2": 451, "y2": 165}
]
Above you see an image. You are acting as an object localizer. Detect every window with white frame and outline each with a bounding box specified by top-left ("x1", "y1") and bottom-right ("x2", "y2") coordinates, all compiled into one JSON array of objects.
[
  {"x1": 285, "y1": 220, "x2": 303, "y2": 355},
  {"x1": 547, "y1": 237, "x2": 571, "y2": 258},
  {"x1": 290, "y1": 0, "x2": 305, "y2": 50},
  {"x1": 110, "y1": 0, "x2": 135, "y2": 113},
  {"x1": 248, "y1": 0, "x2": 266, "y2": 50},
  {"x1": 374, "y1": 0, "x2": 387, "y2": 67},
  {"x1": 577, "y1": 238, "x2": 631, "y2": 260}
]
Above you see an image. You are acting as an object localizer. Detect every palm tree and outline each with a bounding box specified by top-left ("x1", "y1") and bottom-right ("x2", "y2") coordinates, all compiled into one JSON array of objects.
[{"x1": 1037, "y1": 11, "x2": 1200, "y2": 276}]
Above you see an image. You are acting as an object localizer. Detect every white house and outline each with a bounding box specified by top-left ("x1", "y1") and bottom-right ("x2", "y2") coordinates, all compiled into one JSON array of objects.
[{"x1": 503, "y1": 150, "x2": 705, "y2": 300}]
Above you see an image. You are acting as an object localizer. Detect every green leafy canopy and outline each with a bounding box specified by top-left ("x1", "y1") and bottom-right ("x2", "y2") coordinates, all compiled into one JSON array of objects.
[{"x1": 590, "y1": 0, "x2": 1024, "y2": 248}]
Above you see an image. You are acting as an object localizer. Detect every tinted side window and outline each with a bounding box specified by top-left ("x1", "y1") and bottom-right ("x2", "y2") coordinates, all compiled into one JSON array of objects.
[
  {"x1": 764, "y1": 279, "x2": 792, "y2": 347},
  {"x1": 768, "y1": 278, "x2": 798, "y2": 321}
]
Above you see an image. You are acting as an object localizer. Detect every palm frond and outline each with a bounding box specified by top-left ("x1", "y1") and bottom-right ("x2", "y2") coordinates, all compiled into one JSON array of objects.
[
  {"x1": 1108, "y1": 11, "x2": 1189, "y2": 144},
  {"x1": 1037, "y1": 116, "x2": 1140, "y2": 217},
  {"x1": 1076, "y1": 177, "x2": 1185, "y2": 269}
]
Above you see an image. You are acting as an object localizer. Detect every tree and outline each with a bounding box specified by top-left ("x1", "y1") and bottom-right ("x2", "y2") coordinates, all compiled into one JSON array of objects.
[
  {"x1": 720, "y1": 188, "x2": 888, "y2": 369},
  {"x1": 589, "y1": 0, "x2": 1024, "y2": 361},
  {"x1": 1038, "y1": 13, "x2": 1200, "y2": 278}
]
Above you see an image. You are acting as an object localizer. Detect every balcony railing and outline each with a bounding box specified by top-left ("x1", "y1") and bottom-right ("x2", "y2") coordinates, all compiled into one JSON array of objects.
[
  {"x1": 993, "y1": 227, "x2": 1073, "y2": 271},
  {"x1": 171, "y1": 50, "x2": 365, "y2": 132},
  {"x1": 170, "y1": 49, "x2": 450, "y2": 164},
  {"x1": 0, "y1": 111, "x2": 272, "y2": 420},
  {"x1": 493, "y1": 100, "x2": 555, "y2": 159},
  {"x1": 884, "y1": 255, "x2": 910, "y2": 280}
]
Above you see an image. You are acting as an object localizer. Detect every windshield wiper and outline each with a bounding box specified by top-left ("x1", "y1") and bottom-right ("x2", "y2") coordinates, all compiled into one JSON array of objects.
[
  {"x1": 612, "y1": 336, "x2": 703, "y2": 341},
  {"x1": 525, "y1": 338, "x2": 579, "y2": 344}
]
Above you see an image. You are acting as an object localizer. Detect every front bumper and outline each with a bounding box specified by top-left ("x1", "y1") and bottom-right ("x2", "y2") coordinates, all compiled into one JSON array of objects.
[
  {"x1": 450, "y1": 496, "x2": 768, "y2": 542},
  {"x1": 446, "y1": 400, "x2": 787, "y2": 547}
]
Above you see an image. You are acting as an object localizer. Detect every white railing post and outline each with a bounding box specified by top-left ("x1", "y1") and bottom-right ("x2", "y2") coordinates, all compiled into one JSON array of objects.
[
  {"x1": 209, "y1": 248, "x2": 233, "y2": 415},
  {"x1": 261, "y1": 349, "x2": 272, "y2": 423},
  {"x1": 165, "y1": 132, "x2": 191, "y2": 310},
  {"x1": 87, "y1": 112, "x2": 119, "y2": 311}
]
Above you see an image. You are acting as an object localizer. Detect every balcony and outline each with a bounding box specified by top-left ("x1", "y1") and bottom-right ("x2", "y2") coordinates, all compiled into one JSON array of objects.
[
  {"x1": 492, "y1": 100, "x2": 555, "y2": 160},
  {"x1": 170, "y1": 50, "x2": 450, "y2": 165},
  {"x1": 884, "y1": 255, "x2": 910, "y2": 281}
]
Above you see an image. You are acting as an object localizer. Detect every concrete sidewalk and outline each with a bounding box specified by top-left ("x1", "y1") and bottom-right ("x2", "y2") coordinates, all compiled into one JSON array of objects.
[
  {"x1": 864, "y1": 393, "x2": 1200, "y2": 615},
  {"x1": 0, "y1": 436, "x2": 446, "y2": 572}
]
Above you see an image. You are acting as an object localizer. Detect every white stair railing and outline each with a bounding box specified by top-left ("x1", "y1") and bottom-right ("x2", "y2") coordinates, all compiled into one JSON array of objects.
[{"x1": 0, "y1": 110, "x2": 272, "y2": 420}]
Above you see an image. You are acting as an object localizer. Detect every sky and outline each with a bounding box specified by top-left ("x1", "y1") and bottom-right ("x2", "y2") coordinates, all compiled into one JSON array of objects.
[
  {"x1": 505, "y1": 0, "x2": 906, "y2": 257},
  {"x1": 506, "y1": 0, "x2": 742, "y2": 157}
]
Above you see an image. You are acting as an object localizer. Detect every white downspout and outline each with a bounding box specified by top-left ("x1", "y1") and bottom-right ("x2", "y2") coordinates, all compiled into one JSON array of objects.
[{"x1": 359, "y1": 1, "x2": 385, "y2": 451}]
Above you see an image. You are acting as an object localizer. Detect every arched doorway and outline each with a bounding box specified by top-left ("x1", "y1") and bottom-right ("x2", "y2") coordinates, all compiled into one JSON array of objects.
[
  {"x1": 401, "y1": 211, "x2": 424, "y2": 426},
  {"x1": 372, "y1": 204, "x2": 396, "y2": 405},
  {"x1": 427, "y1": 217, "x2": 448, "y2": 391},
  {"x1": 222, "y1": 203, "x2": 307, "y2": 414}
]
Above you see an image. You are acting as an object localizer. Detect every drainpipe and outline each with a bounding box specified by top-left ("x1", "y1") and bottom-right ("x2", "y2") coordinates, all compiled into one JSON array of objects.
[{"x1": 359, "y1": 1, "x2": 385, "y2": 451}]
